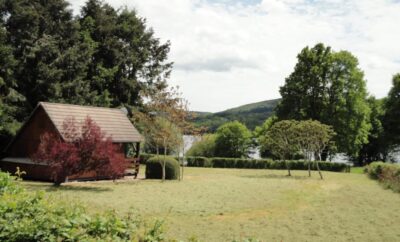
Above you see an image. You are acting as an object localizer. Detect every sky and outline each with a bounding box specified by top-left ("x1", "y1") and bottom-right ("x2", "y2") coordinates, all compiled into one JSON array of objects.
[{"x1": 68, "y1": 0, "x2": 400, "y2": 112}]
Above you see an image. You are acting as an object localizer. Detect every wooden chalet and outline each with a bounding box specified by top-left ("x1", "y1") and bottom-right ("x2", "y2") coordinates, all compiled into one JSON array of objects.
[{"x1": 0, "y1": 102, "x2": 144, "y2": 181}]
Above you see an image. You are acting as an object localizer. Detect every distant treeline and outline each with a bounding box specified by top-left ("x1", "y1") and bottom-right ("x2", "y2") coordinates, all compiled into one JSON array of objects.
[{"x1": 191, "y1": 99, "x2": 280, "y2": 131}]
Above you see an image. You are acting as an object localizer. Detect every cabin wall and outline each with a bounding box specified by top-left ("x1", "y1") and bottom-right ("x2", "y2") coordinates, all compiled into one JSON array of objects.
[
  {"x1": 7, "y1": 106, "x2": 58, "y2": 158},
  {"x1": 0, "y1": 162, "x2": 53, "y2": 181},
  {"x1": 1, "y1": 104, "x2": 138, "y2": 181}
]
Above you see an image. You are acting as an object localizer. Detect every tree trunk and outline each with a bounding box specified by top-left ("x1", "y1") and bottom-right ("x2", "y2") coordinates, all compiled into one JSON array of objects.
[
  {"x1": 317, "y1": 153, "x2": 324, "y2": 180},
  {"x1": 181, "y1": 144, "x2": 185, "y2": 181},
  {"x1": 308, "y1": 160, "x2": 311, "y2": 177},
  {"x1": 285, "y1": 160, "x2": 291, "y2": 176},
  {"x1": 162, "y1": 138, "x2": 167, "y2": 182}
]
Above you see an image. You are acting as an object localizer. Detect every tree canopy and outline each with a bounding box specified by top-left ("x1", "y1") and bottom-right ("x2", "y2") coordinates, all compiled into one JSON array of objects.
[
  {"x1": 276, "y1": 43, "x2": 370, "y2": 157},
  {"x1": 384, "y1": 74, "x2": 400, "y2": 147},
  {"x1": 0, "y1": 0, "x2": 172, "y2": 151},
  {"x1": 214, "y1": 121, "x2": 252, "y2": 158},
  {"x1": 186, "y1": 134, "x2": 216, "y2": 158},
  {"x1": 262, "y1": 119, "x2": 335, "y2": 178}
]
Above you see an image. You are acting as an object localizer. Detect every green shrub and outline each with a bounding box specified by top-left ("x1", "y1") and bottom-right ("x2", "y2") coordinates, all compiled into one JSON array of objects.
[
  {"x1": 366, "y1": 162, "x2": 385, "y2": 179},
  {"x1": 186, "y1": 156, "x2": 212, "y2": 167},
  {"x1": 0, "y1": 171, "x2": 21, "y2": 195},
  {"x1": 145, "y1": 156, "x2": 180, "y2": 180},
  {"x1": 0, "y1": 171, "x2": 165, "y2": 241},
  {"x1": 186, "y1": 134, "x2": 216, "y2": 157},
  {"x1": 139, "y1": 153, "x2": 156, "y2": 164},
  {"x1": 367, "y1": 162, "x2": 400, "y2": 192}
]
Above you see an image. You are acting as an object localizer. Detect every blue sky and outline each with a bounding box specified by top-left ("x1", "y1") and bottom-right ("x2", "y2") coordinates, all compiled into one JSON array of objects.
[{"x1": 69, "y1": 0, "x2": 400, "y2": 112}]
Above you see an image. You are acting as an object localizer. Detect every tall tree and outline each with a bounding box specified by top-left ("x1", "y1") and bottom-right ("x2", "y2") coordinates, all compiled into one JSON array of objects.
[
  {"x1": 357, "y1": 97, "x2": 387, "y2": 165},
  {"x1": 79, "y1": 0, "x2": 172, "y2": 109},
  {"x1": 276, "y1": 43, "x2": 370, "y2": 157},
  {"x1": 133, "y1": 87, "x2": 190, "y2": 181},
  {"x1": 0, "y1": 0, "x2": 172, "y2": 152},
  {"x1": 384, "y1": 74, "x2": 400, "y2": 148}
]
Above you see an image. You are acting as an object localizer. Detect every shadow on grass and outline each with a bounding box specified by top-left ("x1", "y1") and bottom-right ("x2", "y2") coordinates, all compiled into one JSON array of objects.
[
  {"x1": 241, "y1": 174, "x2": 309, "y2": 180},
  {"x1": 22, "y1": 182, "x2": 112, "y2": 193}
]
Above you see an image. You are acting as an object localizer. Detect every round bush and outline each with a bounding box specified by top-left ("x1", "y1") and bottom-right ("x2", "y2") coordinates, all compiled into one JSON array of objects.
[{"x1": 145, "y1": 156, "x2": 180, "y2": 180}]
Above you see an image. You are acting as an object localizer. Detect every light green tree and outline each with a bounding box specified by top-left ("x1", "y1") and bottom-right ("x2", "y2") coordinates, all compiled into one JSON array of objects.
[
  {"x1": 295, "y1": 120, "x2": 335, "y2": 179},
  {"x1": 262, "y1": 120, "x2": 299, "y2": 176},
  {"x1": 186, "y1": 134, "x2": 216, "y2": 157},
  {"x1": 214, "y1": 121, "x2": 252, "y2": 158}
]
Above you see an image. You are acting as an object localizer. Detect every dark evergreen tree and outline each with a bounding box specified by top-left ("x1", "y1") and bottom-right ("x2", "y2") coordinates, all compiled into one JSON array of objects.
[
  {"x1": 0, "y1": 0, "x2": 172, "y2": 152},
  {"x1": 384, "y1": 74, "x2": 400, "y2": 148}
]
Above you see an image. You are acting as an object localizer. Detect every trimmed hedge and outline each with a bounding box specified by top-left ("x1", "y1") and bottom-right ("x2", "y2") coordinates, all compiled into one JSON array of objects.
[
  {"x1": 145, "y1": 156, "x2": 180, "y2": 180},
  {"x1": 186, "y1": 157, "x2": 349, "y2": 172},
  {"x1": 141, "y1": 154, "x2": 349, "y2": 172},
  {"x1": 186, "y1": 156, "x2": 212, "y2": 167},
  {"x1": 140, "y1": 153, "x2": 180, "y2": 165},
  {"x1": 139, "y1": 153, "x2": 156, "y2": 164},
  {"x1": 366, "y1": 162, "x2": 400, "y2": 192}
]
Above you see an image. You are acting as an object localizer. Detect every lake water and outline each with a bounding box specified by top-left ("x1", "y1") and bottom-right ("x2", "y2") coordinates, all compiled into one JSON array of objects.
[{"x1": 182, "y1": 135, "x2": 400, "y2": 164}]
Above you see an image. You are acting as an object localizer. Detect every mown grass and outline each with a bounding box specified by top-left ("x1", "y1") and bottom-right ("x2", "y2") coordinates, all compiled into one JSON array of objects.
[
  {"x1": 350, "y1": 166, "x2": 366, "y2": 174},
  {"x1": 23, "y1": 167, "x2": 400, "y2": 242}
]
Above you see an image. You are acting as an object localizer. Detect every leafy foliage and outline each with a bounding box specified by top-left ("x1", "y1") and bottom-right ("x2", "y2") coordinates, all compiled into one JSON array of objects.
[
  {"x1": 0, "y1": 171, "x2": 165, "y2": 241},
  {"x1": 186, "y1": 134, "x2": 216, "y2": 157},
  {"x1": 145, "y1": 156, "x2": 180, "y2": 180},
  {"x1": 260, "y1": 120, "x2": 299, "y2": 175},
  {"x1": 32, "y1": 117, "x2": 129, "y2": 185},
  {"x1": 357, "y1": 97, "x2": 387, "y2": 164},
  {"x1": 384, "y1": 74, "x2": 400, "y2": 147},
  {"x1": 185, "y1": 156, "x2": 212, "y2": 167},
  {"x1": 254, "y1": 115, "x2": 278, "y2": 158},
  {"x1": 366, "y1": 162, "x2": 400, "y2": 192},
  {"x1": 214, "y1": 121, "x2": 252, "y2": 158},
  {"x1": 260, "y1": 120, "x2": 336, "y2": 178},
  {"x1": 276, "y1": 43, "x2": 371, "y2": 157},
  {"x1": 0, "y1": 0, "x2": 172, "y2": 151}
]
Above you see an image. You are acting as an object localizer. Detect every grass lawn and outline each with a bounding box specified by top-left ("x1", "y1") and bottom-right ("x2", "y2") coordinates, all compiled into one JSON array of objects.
[
  {"x1": 23, "y1": 167, "x2": 400, "y2": 242},
  {"x1": 350, "y1": 166, "x2": 366, "y2": 174}
]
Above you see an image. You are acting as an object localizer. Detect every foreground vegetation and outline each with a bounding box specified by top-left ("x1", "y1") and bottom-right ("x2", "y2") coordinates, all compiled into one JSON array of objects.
[
  {"x1": 366, "y1": 162, "x2": 400, "y2": 192},
  {"x1": 0, "y1": 172, "x2": 164, "y2": 241},
  {"x1": 23, "y1": 167, "x2": 400, "y2": 241}
]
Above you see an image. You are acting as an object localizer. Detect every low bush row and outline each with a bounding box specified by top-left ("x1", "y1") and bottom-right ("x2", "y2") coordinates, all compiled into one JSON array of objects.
[
  {"x1": 186, "y1": 156, "x2": 350, "y2": 172},
  {"x1": 140, "y1": 154, "x2": 349, "y2": 172},
  {"x1": 366, "y1": 162, "x2": 400, "y2": 192},
  {"x1": 0, "y1": 171, "x2": 165, "y2": 241}
]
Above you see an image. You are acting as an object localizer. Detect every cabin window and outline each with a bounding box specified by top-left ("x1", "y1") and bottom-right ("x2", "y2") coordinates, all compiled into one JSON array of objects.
[{"x1": 124, "y1": 143, "x2": 136, "y2": 158}]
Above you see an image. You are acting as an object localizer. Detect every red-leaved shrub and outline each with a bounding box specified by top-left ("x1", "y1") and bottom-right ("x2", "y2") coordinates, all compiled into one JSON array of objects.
[{"x1": 32, "y1": 117, "x2": 130, "y2": 185}]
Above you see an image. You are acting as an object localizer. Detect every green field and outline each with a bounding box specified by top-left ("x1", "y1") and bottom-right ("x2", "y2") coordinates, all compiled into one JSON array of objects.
[{"x1": 23, "y1": 167, "x2": 400, "y2": 242}]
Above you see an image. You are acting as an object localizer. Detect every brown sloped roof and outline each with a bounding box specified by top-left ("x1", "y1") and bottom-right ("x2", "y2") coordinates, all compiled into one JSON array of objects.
[{"x1": 40, "y1": 102, "x2": 143, "y2": 143}]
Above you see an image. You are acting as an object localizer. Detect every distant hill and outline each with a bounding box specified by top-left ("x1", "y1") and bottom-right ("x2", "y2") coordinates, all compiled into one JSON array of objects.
[{"x1": 191, "y1": 98, "x2": 281, "y2": 131}]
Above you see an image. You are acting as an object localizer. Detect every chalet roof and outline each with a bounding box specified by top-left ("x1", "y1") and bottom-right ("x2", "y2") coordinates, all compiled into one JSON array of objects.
[{"x1": 39, "y1": 102, "x2": 144, "y2": 143}]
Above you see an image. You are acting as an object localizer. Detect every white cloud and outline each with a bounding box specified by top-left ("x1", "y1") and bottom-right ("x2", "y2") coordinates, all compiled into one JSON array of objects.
[{"x1": 68, "y1": 0, "x2": 400, "y2": 112}]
